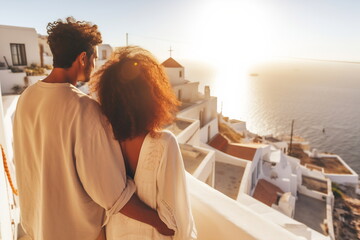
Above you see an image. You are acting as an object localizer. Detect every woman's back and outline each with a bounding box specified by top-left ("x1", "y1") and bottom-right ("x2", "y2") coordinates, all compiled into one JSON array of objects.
[
  {"x1": 106, "y1": 130, "x2": 196, "y2": 240},
  {"x1": 91, "y1": 46, "x2": 196, "y2": 240}
]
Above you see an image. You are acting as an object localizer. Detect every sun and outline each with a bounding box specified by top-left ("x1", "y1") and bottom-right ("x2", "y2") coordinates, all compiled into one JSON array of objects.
[
  {"x1": 184, "y1": 1, "x2": 277, "y2": 119},
  {"x1": 187, "y1": 1, "x2": 275, "y2": 67}
]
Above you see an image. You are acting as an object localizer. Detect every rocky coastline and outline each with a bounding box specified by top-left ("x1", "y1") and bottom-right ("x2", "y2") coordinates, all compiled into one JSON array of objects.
[{"x1": 332, "y1": 184, "x2": 360, "y2": 240}]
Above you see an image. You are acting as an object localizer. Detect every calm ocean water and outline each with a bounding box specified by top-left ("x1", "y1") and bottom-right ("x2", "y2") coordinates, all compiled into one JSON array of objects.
[{"x1": 191, "y1": 60, "x2": 360, "y2": 174}]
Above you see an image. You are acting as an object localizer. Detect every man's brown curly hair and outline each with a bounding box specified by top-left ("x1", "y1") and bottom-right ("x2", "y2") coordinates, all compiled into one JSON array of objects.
[
  {"x1": 47, "y1": 17, "x2": 102, "y2": 68},
  {"x1": 90, "y1": 46, "x2": 180, "y2": 141}
]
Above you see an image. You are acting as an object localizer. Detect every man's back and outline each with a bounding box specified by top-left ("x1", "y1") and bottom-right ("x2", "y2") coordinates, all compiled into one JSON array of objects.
[{"x1": 14, "y1": 81, "x2": 134, "y2": 240}]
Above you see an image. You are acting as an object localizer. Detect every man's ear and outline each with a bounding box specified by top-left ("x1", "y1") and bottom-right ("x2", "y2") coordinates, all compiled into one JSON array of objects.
[{"x1": 78, "y1": 52, "x2": 87, "y2": 66}]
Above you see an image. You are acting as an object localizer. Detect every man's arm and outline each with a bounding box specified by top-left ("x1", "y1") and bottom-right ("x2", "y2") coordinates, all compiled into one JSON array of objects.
[
  {"x1": 120, "y1": 194, "x2": 175, "y2": 236},
  {"x1": 76, "y1": 102, "x2": 173, "y2": 235}
]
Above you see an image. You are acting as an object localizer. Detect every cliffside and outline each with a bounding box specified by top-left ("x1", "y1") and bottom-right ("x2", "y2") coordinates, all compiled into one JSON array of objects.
[{"x1": 332, "y1": 184, "x2": 360, "y2": 240}]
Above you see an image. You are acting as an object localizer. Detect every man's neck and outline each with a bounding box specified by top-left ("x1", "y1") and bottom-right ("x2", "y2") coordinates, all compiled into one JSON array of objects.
[{"x1": 42, "y1": 68, "x2": 77, "y2": 85}]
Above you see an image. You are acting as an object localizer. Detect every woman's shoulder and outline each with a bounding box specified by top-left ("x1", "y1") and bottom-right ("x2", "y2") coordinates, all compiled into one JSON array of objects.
[
  {"x1": 146, "y1": 130, "x2": 178, "y2": 150},
  {"x1": 155, "y1": 130, "x2": 177, "y2": 144}
]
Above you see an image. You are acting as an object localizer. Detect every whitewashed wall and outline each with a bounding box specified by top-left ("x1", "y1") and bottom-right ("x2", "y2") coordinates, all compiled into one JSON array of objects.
[
  {"x1": 325, "y1": 173, "x2": 358, "y2": 185},
  {"x1": 200, "y1": 142, "x2": 253, "y2": 196},
  {"x1": 321, "y1": 154, "x2": 358, "y2": 185},
  {"x1": 190, "y1": 146, "x2": 216, "y2": 186},
  {"x1": 38, "y1": 34, "x2": 52, "y2": 67},
  {"x1": 172, "y1": 82, "x2": 199, "y2": 102},
  {"x1": 203, "y1": 143, "x2": 248, "y2": 167},
  {"x1": 43, "y1": 55, "x2": 53, "y2": 66},
  {"x1": 238, "y1": 194, "x2": 330, "y2": 240},
  {"x1": 290, "y1": 173, "x2": 298, "y2": 196},
  {"x1": 0, "y1": 70, "x2": 49, "y2": 94},
  {"x1": 229, "y1": 121, "x2": 247, "y2": 133},
  {"x1": 238, "y1": 161, "x2": 253, "y2": 195},
  {"x1": 175, "y1": 118, "x2": 200, "y2": 145},
  {"x1": 165, "y1": 67, "x2": 185, "y2": 85},
  {"x1": 0, "y1": 70, "x2": 26, "y2": 94},
  {"x1": 98, "y1": 44, "x2": 113, "y2": 60},
  {"x1": 178, "y1": 96, "x2": 217, "y2": 128},
  {"x1": 0, "y1": 25, "x2": 40, "y2": 67},
  {"x1": 188, "y1": 175, "x2": 307, "y2": 240},
  {"x1": 199, "y1": 118, "x2": 218, "y2": 143}
]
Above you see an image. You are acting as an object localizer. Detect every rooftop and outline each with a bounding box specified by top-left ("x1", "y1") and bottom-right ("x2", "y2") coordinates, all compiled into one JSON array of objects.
[
  {"x1": 178, "y1": 101, "x2": 197, "y2": 111},
  {"x1": 0, "y1": 24, "x2": 36, "y2": 31},
  {"x1": 180, "y1": 144, "x2": 208, "y2": 175},
  {"x1": 294, "y1": 193, "x2": 327, "y2": 235},
  {"x1": 166, "y1": 119, "x2": 192, "y2": 136},
  {"x1": 252, "y1": 179, "x2": 284, "y2": 207},
  {"x1": 289, "y1": 144, "x2": 352, "y2": 174},
  {"x1": 226, "y1": 144, "x2": 258, "y2": 161},
  {"x1": 229, "y1": 119, "x2": 246, "y2": 124},
  {"x1": 214, "y1": 161, "x2": 245, "y2": 200},
  {"x1": 161, "y1": 57, "x2": 183, "y2": 68},
  {"x1": 313, "y1": 157, "x2": 352, "y2": 174},
  {"x1": 218, "y1": 122, "x2": 243, "y2": 142},
  {"x1": 208, "y1": 134, "x2": 258, "y2": 161}
]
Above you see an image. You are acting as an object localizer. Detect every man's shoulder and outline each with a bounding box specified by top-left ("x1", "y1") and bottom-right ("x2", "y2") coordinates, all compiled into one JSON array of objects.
[
  {"x1": 76, "y1": 94, "x2": 106, "y2": 124},
  {"x1": 76, "y1": 92, "x2": 101, "y2": 111},
  {"x1": 60, "y1": 86, "x2": 99, "y2": 111},
  {"x1": 75, "y1": 92, "x2": 113, "y2": 134}
]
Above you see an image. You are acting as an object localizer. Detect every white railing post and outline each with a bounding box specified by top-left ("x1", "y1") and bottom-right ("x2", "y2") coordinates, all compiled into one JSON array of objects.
[{"x1": 0, "y1": 82, "x2": 14, "y2": 240}]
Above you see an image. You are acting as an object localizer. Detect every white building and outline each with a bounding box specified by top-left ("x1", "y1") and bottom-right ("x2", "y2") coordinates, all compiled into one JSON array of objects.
[
  {"x1": 96, "y1": 44, "x2": 113, "y2": 68},
  {"x1": 162, "y1": 57, "x2": 333, "y2": 240},
  {"x1": 38, "y1": 34, "x2": 53, "y2": 67},
  {"x1": 0, "y1": 25, "x2": 53, "y2": 94},
  {"x1": 0, "y1": 25, "x2": 40, "y2": 68},
  {"x1": 1, "y1": 54, "x2": 341, "y2": 239},
  {"x1": 0, "y1": 25, "x2": 42, "y2": 94},
  {"x1": 162, "y1": 57, "x2": 185, "y2": 86},
  {"x1": 206, "y1": 118, "x2": 335, "y2": 239},
  {"x1": 162, "y1": 57, "x2": 218, "y2": 144}
]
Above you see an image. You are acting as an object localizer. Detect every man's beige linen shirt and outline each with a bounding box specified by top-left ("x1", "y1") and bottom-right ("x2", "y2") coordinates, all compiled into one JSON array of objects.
[{"x1": 13, "y1": 81, "x2": 136, "y2": 240}]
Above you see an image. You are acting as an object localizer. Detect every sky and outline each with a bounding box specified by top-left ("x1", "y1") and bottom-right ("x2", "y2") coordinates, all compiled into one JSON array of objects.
[
  {"x1": 2, "y1": 0, "x2": 360, "y2": 60},
  {"x1": 2, "y1": 0, "x2": 360, "y2": 81}
]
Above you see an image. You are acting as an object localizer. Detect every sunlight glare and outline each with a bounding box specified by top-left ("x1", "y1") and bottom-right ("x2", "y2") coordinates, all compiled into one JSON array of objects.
[{"x1": 187, "y1": 1, "x2": 276, "y2": 120}]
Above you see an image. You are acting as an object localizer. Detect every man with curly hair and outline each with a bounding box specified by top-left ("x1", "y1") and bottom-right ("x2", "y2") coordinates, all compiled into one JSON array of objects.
[{"x1": 13, "y1": 17, "x2": 173, "y2": 240}]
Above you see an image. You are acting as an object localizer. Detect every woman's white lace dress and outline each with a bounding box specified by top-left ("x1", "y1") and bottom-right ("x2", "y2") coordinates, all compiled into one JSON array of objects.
[{"x1": 106, "y1": 130, "x2": 197, "y2": 240}]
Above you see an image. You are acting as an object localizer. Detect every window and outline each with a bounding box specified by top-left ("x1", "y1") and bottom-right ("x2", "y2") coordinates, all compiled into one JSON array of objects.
[
  {"x1": 178, "y1": 89, "x2": 182, "y2": 101},
  {"x1": 251, "y1": 170, "x2": 256, "y2": 191},
  {"x1": 207, "y1": 125, "x2": 211, "y2": 142},
  {"x1": 10, "y1": 43, "x2": 27, "y2": 66},
  {"x1": 199, "y1": 109, "x2": 204, "y2": 127},
  {"x1": 102, "y1": 50, "x2": 107, "y2": 60},
  {"x1": 256, "y1": 159, "x2": 261, "y2": 178},
  {"x1": 179, "y1": 70, "x2": 182, "y2": 78}
]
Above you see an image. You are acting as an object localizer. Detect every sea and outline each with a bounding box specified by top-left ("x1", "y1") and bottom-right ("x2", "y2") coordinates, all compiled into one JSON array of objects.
[{"x1": 187, "y1": 59, "x2": 360, "y2": 174}]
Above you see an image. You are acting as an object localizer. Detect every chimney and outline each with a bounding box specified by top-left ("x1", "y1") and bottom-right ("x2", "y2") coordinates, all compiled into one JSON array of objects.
[{"x1": 204, "y1": 85, "x2": 210, "y2": 99}]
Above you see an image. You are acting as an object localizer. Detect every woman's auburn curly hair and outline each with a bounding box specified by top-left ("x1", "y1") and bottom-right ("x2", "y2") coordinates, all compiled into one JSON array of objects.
[
  {"x1": 47, "y1": 17, "x2": 102, "y2": 68},
  {"x1": 90, "y1": 46, "x2": 180, "y2": 141}
]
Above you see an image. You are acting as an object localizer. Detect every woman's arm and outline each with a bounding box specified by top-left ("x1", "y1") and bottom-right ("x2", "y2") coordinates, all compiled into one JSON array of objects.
[
  {"x1": 119, "y1": 135, "x2": 174, "y2": 236},
  {"x1": 120, "y1": 193, "x2": 175, "y2": 236}
]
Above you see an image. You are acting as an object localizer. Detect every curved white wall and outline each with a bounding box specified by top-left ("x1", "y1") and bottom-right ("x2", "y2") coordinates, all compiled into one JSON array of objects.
[{"x1": 188, "y1": 174, "x2": 306, "y2": 240}]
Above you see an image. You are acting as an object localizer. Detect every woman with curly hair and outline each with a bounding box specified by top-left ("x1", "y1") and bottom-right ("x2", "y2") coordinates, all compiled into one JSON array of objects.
[{"x1": 91, "y1": 46, "x2": 197, "y2": 240}]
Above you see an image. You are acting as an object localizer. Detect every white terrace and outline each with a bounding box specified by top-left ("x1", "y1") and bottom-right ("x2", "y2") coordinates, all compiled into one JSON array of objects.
[{"x1": 0, "y1": 38, "x2": 341, "y2": 239}]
